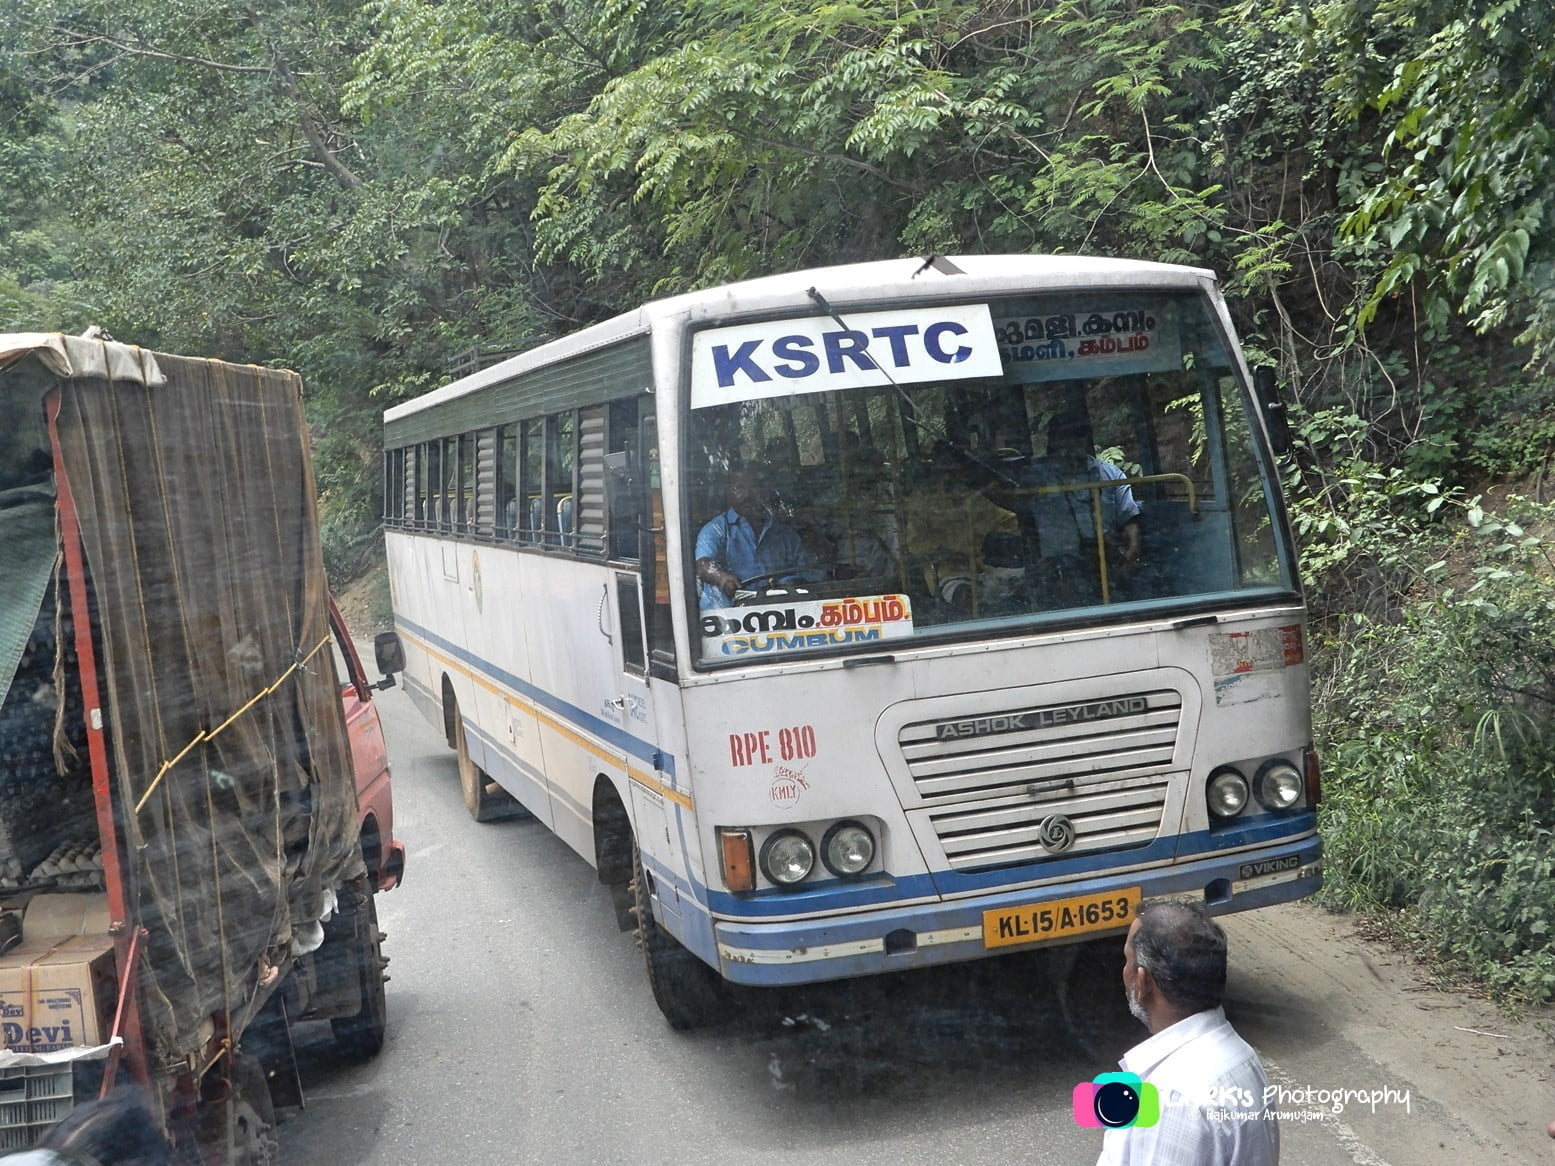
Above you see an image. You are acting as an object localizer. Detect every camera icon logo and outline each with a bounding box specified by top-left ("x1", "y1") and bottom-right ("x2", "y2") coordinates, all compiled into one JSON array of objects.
[{"x1": 1072, "y1": 1071, "x2": 1161, "y2": 1129}]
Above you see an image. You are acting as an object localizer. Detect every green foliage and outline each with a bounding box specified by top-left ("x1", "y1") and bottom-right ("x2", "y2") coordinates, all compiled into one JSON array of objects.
[
  {"x1": 506, "y1": 0, "x2": 1307, "y2": 301},
  {"x1": 6, "y1": 0, "x2": 1551, "y2": 512},
  {"x1": 1285, "y1": 406, "x2": 1454, "y2": 619},
  {"x1": 1315, "y1": 498, "x2": 1555, "y2": 1002},
  {"x1": 1336, "y1": 0, "x2": 1555, "y2": 354},
  {"x1": 1459, "y1": 375, "x2": 1555, "y2": 481}
]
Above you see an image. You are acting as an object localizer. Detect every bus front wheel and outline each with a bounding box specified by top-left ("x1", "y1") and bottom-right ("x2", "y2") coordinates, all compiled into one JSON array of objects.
[{"x1": 630, "y1": 842, "x2": 732, "y2": 1030}]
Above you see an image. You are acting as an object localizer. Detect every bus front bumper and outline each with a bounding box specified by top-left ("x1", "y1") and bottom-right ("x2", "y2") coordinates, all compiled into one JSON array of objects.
[{"x1": 711, "y1": 835, "x2": 1321, "y2": 987}]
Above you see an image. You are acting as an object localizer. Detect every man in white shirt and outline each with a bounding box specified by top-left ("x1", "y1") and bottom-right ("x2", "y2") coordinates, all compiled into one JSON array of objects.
[{"x1": 1094, "y1": 900, "x2": 1279, "y2": 1165}]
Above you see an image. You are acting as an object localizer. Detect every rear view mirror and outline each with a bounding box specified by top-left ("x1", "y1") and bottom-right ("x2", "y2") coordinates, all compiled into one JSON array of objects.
[
  {"x1": 1253, "y1": 366, "x2": 1292, "y2": 455},
  {"x1": 374, "y1": 631, "x2": 406, "y2": 677}
]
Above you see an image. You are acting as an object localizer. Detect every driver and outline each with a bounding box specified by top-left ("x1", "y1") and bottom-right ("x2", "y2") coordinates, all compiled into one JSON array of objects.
[{"x1": 695, "y1": 464, "x2": 820, "y2": 609}]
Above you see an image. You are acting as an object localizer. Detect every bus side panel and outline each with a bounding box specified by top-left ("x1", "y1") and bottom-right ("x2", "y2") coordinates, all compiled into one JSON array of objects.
[
  {"x1": 388, "y1": 532, "x2": 555, "y2": 829},
  {"x1": 463, "y1": 545, "x2": 554, "y2": 828},
  {"x1": 512, "y1": 554, "x2": 638, "y2": 865}
]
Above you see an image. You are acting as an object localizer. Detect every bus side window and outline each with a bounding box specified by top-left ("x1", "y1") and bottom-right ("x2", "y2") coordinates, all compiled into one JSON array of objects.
[
  {"x1": 422, "y1": 439, "x2": 443, "y2": 530},
  {"x1": 383, "y1": 447, "x2": 405, "y2": 526},
  {"x1": 496, "y1": 424, "x2": 517, "y2": 538},
  {"x1": 616, "y1": 572, "x2": 647, "y2": 675},
  {"x1": 458, "y1": 432, "x2": 474, "y2": 535},
  {"x1": 574, "y1": 404, "x2": 608, "y2": 556},
  {"x1": 520, "y1": 419, "x2": 543, "y2": 545},
  {"x1": 546, "y1": 411, "x2": 576, "y2": 548},
  {"x1": 441, "y1": 435, "x2": 459, "y2": 532},
  {"x1": 606, "y1": 396, "x2": 644, "y2": 562},
  {"x1": 403, "y1": 446, "x2": 416, "y2": 526}
]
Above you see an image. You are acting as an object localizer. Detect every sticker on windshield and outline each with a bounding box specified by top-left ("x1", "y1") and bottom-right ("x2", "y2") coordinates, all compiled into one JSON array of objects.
[
  {"x1": 690, "y1": 306, "x2": 1001, "y2": 409},
  {"x1": 993, "y1": 300, "x2": 1183, "y2": 382},
  {"x1": 701, "y1": 595, "x2": 914, "y2": 658}
]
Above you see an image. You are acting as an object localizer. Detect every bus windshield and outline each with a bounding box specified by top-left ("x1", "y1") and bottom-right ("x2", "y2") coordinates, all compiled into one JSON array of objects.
[{"x1": 685, "y1": 289, "x2": 1293, "y2": 664}]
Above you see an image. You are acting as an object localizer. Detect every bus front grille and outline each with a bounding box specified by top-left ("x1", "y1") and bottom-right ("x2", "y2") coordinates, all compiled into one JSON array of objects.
[
  {"x1": 898, "y1": 689, "x2": 1181, "y2": 870},
  {"x1": 927, "y1": 776, "x2": 1172, "y2": 870}
]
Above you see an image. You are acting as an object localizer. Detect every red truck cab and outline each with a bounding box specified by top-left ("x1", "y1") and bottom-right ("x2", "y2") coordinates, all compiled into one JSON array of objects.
[{"x1": 327, "y1": 597, "x2": 406, "y2": 893}]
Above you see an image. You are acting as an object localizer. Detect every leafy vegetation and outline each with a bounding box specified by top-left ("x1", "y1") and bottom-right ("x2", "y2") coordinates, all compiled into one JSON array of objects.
[
  {"x1": 1312, "y1": 496, "x2": 1555, "y2": 1001},
  {"x1": 3, "y1": 0, "x2": 1555, "y2": 996}
]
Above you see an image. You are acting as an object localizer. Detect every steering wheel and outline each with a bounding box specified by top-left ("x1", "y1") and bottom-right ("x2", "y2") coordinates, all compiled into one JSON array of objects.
[{"x1": 738, "y1": 567, "x2": 814, "y2": 591}]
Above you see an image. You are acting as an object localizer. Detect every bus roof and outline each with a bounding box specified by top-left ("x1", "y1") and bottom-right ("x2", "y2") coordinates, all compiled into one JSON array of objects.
[{"x1": 384, "y1": 253, "x2": 1217, "y2": 423}]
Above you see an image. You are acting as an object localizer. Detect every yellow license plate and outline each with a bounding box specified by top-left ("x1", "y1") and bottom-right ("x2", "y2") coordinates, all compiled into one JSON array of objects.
[{"x1": 982, "y1": 887, "x2": 1140, "y2": 949}]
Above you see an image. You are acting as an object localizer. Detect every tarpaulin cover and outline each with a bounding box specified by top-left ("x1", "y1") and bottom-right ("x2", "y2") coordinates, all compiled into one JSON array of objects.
[
  {"x1": 0, "y1": 334, "x2": 363, "y2": 1065},
  {"x1": 0, "y1": 488, "x2": 55, "y2": 713}
]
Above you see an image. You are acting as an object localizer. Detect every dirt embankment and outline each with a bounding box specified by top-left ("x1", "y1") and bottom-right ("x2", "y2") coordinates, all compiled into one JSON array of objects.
[{"x1": 333, "y1": 560, "x2": 393, "y2": 639}]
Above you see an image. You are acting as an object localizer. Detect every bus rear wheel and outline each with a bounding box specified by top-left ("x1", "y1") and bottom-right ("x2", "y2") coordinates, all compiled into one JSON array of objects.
[
  {"x1": 452, "y1": 700, "x2": 531, "y2": 822},
  {"x1": 630, "y1": 842, "x2": 732, "y2": 1030}
]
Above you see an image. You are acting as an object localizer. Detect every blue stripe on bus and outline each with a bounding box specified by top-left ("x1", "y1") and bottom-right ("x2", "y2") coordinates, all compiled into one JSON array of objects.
[
  {"x1": 401, "y1": 619, "x2": 1318, "y2": 977},
  {"x1": 713, "y1": 842, "x2": 1324, "y2": 987},
  {"x1": 396, "y1": 613, "x2": 677, "y2": 778},
  {"x1": 700, "y1": 813, "x2": 1319, "y2": 917},
  {"x1": 722, "y1": 833, "x2": 1323, "y2": 952},
  {"x1": 401, "y1": 670, "x2": 442, "y2": 726},
  {"x1": 640, "y1": 848, "x2": 722, "y2": 965}
]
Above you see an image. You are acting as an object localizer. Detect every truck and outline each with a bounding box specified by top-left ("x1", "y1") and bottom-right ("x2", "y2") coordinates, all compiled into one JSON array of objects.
[{"x1": 0, "y1": 332, "x2": 405, "y2": 1162}]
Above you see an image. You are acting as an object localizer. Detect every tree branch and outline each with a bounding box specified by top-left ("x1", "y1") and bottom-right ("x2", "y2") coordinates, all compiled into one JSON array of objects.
[
  {"x1": 53, "y1": 27, "x2": 272, "y2": 74},
  {"x1": 241, "y1": 10, "x2": 362, "y2": 191},
  {"x1": 743, "y1": 133, "x2": 923, "y2": 194}
]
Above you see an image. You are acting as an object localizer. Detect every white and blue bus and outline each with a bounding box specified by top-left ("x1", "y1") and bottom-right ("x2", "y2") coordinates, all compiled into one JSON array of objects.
[{"x1": 381, "y1": 255, "x2": 1321, "y2": 1028}]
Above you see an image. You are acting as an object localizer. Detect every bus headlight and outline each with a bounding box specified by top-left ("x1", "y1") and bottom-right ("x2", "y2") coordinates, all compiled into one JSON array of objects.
[
  {"x1": 760, "y1": 829, "x2": 815, "y2": 887},
  {"x1": 1207, "y1": 768, "x2": 1249, "y2": 818},
  {"x1": 820, "y1": 820, "x2": 875, "y2": 878},
  {"x1": 1255, "y1": 761, "x2": 1304, "y2": 810}
]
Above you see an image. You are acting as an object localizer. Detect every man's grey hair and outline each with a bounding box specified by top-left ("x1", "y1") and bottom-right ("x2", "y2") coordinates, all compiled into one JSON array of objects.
[{"x1": 1132, "y1": 899, "x2": 1228, "y2": 1014}]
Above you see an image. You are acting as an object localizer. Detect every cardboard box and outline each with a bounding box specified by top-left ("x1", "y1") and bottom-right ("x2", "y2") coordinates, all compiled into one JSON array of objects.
[{"x1": 0, "y1": 936, "x2": 117, "y2": 1053}]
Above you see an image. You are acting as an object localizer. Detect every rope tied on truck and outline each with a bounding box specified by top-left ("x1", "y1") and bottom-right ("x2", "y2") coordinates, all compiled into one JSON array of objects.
[{"x1": 131, "y1": 633, "x2": 332, "y2": 815}]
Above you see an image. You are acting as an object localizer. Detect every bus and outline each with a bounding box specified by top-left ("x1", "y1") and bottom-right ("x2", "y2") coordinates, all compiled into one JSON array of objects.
[{"x1": 381, "y1": 254, "x2": 1321, "y2": 1028}]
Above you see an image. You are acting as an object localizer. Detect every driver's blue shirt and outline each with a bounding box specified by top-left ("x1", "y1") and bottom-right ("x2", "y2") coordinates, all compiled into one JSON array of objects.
[{"x1": 696, "y1": 506, "x2": 816, "y2": 609}]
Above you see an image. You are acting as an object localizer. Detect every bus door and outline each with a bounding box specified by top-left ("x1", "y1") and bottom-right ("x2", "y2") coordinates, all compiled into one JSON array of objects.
[
  {"x1": 604, "y1": 568, "x2": 690, "y2": 912},
  {"x1": 604, "y1": 402, "x2": 691, "y2": 922}
]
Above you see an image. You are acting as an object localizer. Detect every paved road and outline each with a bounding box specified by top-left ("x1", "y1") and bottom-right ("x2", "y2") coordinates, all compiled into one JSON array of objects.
[{"x1": 278, "y1": 678, "x2": 1555, "y2": 1165}]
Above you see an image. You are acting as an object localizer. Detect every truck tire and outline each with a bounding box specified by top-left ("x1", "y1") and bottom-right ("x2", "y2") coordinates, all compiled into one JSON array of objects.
[
  {"x1": 330, "y1": 890, "x2": 388, "y2": 1060},
  {"x1": 452, "y1": 701, "x2": 532, "y2": 822},
  {"x1": 631, "y1": 841, "x2": 732, "y2": 1030},
  {"x1": 230, "y1": 1051, "x2": 279, "y2": 1166}
]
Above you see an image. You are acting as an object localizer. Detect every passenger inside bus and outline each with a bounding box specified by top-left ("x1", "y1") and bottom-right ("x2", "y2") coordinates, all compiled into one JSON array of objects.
[
  {"x1": 902, "y1": 439, "x2": 1021, "y2": 612},
  {"x1": 694, "y1": 464, "x2": 821, "y2": 608},
  {"x1": 815, "y1": 431, "x2": 899, "y2": 581},
  {"x1": 760, "y1": 437, "x2": 808, "y2": 520},
  {"x1": 981, "y1": 406, "x2": 1143, "y2": 605}
]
